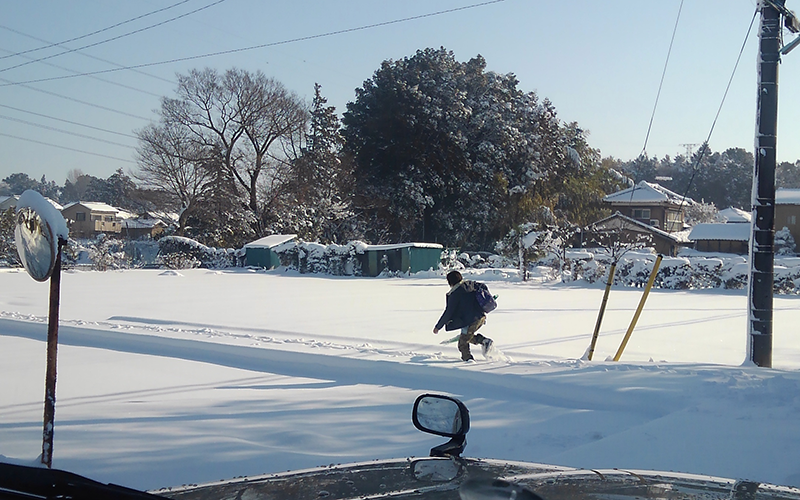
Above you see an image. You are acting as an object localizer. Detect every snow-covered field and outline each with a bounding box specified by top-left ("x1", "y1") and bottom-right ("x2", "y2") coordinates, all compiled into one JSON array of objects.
[{"x1": 2, "y1": 267, "x2": 800, "y2": 492}]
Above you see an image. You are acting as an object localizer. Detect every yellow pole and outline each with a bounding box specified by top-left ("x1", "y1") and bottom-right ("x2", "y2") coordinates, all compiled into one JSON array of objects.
[
  {"x1": 613, "y1": 254, "x2": 663, "y2": 362},
  {"x1": 587, "y1": 261, "x2": 617, "y2": 361}
]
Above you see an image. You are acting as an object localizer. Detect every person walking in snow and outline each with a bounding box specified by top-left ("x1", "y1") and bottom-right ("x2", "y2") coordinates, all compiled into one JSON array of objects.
[{"x1": 433, "y1": 270, "x2": 493, "y2": 361}]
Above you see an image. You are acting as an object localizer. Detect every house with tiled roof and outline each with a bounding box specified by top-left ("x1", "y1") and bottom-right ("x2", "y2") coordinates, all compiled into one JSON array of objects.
[
  {"x1": 603, "y1": 181, "x2": 694, "y2": 232},
  {"x1": 61, "y1": 201, "x2": 122, "y2": 238},
  {"x1": 717, "y1": 206, "x2": 752, "y2": 224},
  {"x1": 688, "y1": 222, "x2": 751, "y2": 255},
  {"x1": 587, "y1": 212, "x2": 689, "y2": 256}
]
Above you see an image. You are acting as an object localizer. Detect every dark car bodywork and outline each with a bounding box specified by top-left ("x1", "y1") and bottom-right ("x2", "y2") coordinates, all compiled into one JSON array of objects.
[{"x1": 154, "y1": 457, "x2": 800, "y2": 500}]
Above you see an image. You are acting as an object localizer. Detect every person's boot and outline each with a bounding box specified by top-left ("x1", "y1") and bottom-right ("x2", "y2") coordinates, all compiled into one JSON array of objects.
[{"x1": 481, "y1": 338, "x2": 493, "y2": 357}]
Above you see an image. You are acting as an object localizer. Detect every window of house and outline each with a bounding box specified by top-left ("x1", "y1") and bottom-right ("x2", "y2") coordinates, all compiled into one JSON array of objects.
[
  {"x1": 789, "y1": 215, "x2": 796, "y2": 225},
  {"x1": 92, "y1": 215, "x2": 102, "y2": 221},
  {"x1": 104, "y1": 215, "x2": 114, "y2": 222},
  {"x1": 664, "y1": 210, "x2": 683, "y2": 231},
  {"x1": 75, "y1": 212, "x2": 86, "y2": 221},
  {"x1": 633, "y1": 208, "x2": 650, "y2": 219}
]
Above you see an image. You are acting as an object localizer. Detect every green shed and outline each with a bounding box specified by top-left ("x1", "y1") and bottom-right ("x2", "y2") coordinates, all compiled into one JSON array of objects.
[
  {"x1": 244, "y1": 234, "x2": 296, "y2": 269},
  {"x1": 359, "y1": 243, "x2": 443, "y2": 277}
]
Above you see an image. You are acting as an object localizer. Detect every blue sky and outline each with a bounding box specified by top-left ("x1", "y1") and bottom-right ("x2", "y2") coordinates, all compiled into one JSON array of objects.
[{"x1": 1, "y1": 0, "x2": 797, "y2": 184}]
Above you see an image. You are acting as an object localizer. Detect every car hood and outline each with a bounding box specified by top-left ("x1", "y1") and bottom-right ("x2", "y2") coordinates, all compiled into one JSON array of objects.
[{"x1": 153, "y1": 457, "x2": 800, "y2": 500}]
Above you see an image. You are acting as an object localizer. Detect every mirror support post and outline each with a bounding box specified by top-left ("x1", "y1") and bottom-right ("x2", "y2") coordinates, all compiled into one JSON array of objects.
[
  {"x1": 430, "y1": 435, "x2": 466, "y2": 458},
  {"x1": 41, "y1": 238, "x2": 64, "y2": 469}
]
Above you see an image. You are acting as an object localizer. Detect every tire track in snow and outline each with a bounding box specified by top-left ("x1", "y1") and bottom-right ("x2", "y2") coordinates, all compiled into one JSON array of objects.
[{"x1": 0, "y1": 317, "x2": 697, "y2": 421}]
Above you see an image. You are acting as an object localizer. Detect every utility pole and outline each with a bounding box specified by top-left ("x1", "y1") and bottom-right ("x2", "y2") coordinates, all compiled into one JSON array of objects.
[{"x1": 749, "y1": 0, "x2": 799, "y2": 367}]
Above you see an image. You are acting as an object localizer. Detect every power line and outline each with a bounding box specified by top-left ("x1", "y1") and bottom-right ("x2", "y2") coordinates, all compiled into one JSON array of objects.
[
  {"x1": 0, "y1": 46, "x2": 164, "y2": 97},
  {"x1": 0, "y1": 104, "x2": 137, "y2": 138},
  {"x1": 0, "y1": 0, "x2": 191, "y2": 61},
  {"x1": 677, "y1": 6, "x2": 759, "y2": 212},
  {"x1": 0, "y1": 113, "x2": 135, "y2": 148},
  {"x1": 0, "y1": 76, "x2": 151, "y2": 120},
  {"x1": 0, "y1": 132, "x2": 135, "y2": 163},
  {"x1": 0, "y1": 0, "x2": 506, "y2": 88},
  {"x1": 0, "y1": 0, "x2": 228, "y2": 74},
  {"x1": 0, "y1": 28, "x2": 174, "y2": 84},
  {"x1": 641, "y1": 0, "x2": 684, "y2": 157},
  {"x1": 0, "y1": 0, "x2": 505, "y2": 167}
]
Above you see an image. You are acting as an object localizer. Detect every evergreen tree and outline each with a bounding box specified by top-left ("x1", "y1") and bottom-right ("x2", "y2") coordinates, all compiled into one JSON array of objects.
[
  {"x1": 343, "y1": 48, "x2": 587, "y2": 249},
  {"x1": 105, "y1": 169, "x2": 139, "y2": 209},
  {"x1": 0, "y1": 207, "x2": 20, "y2": 267},
  {"x1": 281, "y1": 84, "x2": 355, "y2": 243},
  {"x1": 672, "y1": 147, "x2": 752, "y2": 209},
  {"x1": 619, "y1": 154, "x2": 660, "y2": 183},
  {"x1": 620, "y1": 147, "x2": 754, "y2": 210},
  {"x1": 551, "y1": 123, "x2": 625, "y2": 226},
  {"x1": 777, "y1": 160, "x2": 800, "y2": 188},
  {"x1": 187, "y1": 147, "x2": 255, "y2": 248},
  {"x1": 37, "y1": 175, "x2": 60, "y2": 200},
  {"x1": 1, "y1": 173, "x2": 38, "y2": 195}
]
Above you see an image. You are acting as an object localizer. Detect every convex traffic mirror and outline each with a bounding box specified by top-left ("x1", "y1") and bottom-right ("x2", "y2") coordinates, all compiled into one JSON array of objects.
[{"x1": 14, "y1": 190, "x2": 68, "y2": 282}]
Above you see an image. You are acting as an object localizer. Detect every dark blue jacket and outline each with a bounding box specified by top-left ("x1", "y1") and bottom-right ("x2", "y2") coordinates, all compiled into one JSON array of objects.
[{"x1": 435, "y1": 280, "x2": 485, "y2": 331}]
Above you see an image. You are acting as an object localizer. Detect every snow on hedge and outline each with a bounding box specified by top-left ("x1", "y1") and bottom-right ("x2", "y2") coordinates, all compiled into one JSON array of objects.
[{"x1": 60, "y1": 232, "x2": 800, "y2": 295}]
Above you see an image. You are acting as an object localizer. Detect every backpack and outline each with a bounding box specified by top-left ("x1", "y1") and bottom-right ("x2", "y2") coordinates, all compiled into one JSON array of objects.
[{"x1": 474, "y1": 282, "x2": 497, "y2": 313}]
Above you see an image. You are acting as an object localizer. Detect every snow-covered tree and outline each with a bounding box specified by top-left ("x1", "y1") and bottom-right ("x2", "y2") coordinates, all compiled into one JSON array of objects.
[
  {"x1": 343, "y1": 48, "x2": 590, "y2": 248},
  {"x1": 1, "y1": 173, "x2": 60, "y2": 200},
  {"x1": 0, "y1": 173, "x2": 38, "y2": 195},
  {"x1": 776, "y1": 226, "x2": 797, "y2": 255},
  {"x1": 553, "y1": 123, "x2": 625, "y2": 226},
  {"x1": 684, "y1": 201, "x2": 719, "y2": 225},
  {"x1": 623, "y1": 146, "x2": 753, "y2": 211},
  {"x1": 280, "y1": 84, "x2": 356, "y2": 244},
  {"x1": 159, "y1": 68, "x2": 308, "y2": 235},
  {"x1": 135, "y1": 122, "x2": 216, "y2": 236},
  {"x1": 0, "y1": 207, "x2": 20, "y2": 267},
  {"x1": 777, "y1": 160, "x2": 800, "y2": 188}
]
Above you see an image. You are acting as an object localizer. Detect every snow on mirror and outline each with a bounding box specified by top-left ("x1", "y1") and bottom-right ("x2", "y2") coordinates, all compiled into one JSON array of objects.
[
  {"x1": 14, "y1": 190, "x2": 69, "y2": 283},
  {"x1": 414, "y1": 395, "x2": 463, "y2": 436},
  {"x1": 15, "y1": 207, "x2": 57, "y2": 282}
]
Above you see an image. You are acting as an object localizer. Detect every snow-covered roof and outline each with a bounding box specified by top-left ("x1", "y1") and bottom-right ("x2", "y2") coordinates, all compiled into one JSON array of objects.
[
  {"x1": 46, "y1": 198, "x2": 63, "y2": 211},
  {"x1": 244, "y1": 234, "x2": 297, "y2": 249},
  {"x1": 688, "y1": 223, "x2": 751, "y2": 242},
  {"x1": 603, "y1": 181, "x2": 694, "y2": 206},
  {"x1": 717, "y1": 207, "x2": 751, "y2": 223},
  {"x1": 121, "y1": 218, "x2": 165, "y2": 229},
  {"x1": 0, "y1": 195, "x2": 19, "y2": 208},
  {"x1": 116, "y1": 209, "x2": 138, "y2": 220},
  {"x1": 139, "y1": 210, "x2": 179, "y2": 224},
  {"x1": 593, "y1": 212, "x2": 685, "y2": 242},
  {"x1": 61, "y1": 201, "x2": 119, "y2": 213},
  {"x1": 776, "y1": 188, "x2": 800, "y2": 205},
  {"x1": 363, "y1": 242, "x2": 444, "y2": 251}
]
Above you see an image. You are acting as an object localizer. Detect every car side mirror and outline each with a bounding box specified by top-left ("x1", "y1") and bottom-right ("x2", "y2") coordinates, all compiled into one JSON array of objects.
[{"x1": 412, "y1": 394, "x2": 470, "y2": 457}]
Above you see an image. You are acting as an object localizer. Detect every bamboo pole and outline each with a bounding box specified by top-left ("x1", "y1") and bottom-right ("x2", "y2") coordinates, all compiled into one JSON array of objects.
[
  {"x1": 587, "y1": 261, "x2": 617, "y2": 361},
  {"x1": 613, "y1": 254, "x2": 663, "y2": 362}
]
